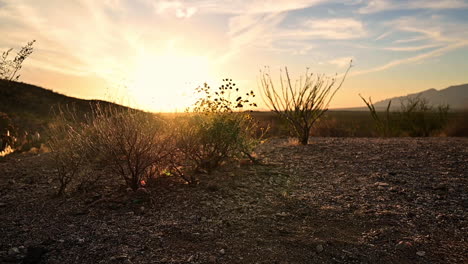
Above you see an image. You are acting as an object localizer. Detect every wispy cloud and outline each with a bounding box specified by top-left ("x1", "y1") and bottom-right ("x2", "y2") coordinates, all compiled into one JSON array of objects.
[
  {"x1": 329, "y1": 56, "x2": 354, "y2": 67},
  {"x1": 280, "y1": 18, "x2": 367, "y2": 40},
  {"x1": 351, "y1": 41, "x2": 468, "y2": 76},
  {"x1": 382, "y1": 44, "x2": 443, "y2": 51},
  {"x1": 359, "y1": 0, "x2": 468, "y2": 14}
]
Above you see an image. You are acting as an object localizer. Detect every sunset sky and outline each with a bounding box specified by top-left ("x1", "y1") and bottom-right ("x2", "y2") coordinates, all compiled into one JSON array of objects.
[{"x1": 1, "y1": 0, "x2": 468, "y2": 112}]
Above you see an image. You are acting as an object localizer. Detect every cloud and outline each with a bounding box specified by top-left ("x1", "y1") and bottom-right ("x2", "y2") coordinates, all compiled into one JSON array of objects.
[
  {"x1": 351, "y1": 40, "x2": 468, "y2": 76},
  {"x1": 329, "y1": 56, "x2": 354, "y2": 67},
  {"x1": 359, "y1": 0, "x2": 468, "y2": 14},
  {"x1": 193, "y1": 0, "x2": 328, "y2": 15},
  {"x1": 280, "y1": 18, "x2": 367, "y2": 40},
  {"x1": 154, "y1": 0, "x2": 198, "y2": 18},
  {"x1": 382, "y1": 44, "x2": 443, "y2": 51}
]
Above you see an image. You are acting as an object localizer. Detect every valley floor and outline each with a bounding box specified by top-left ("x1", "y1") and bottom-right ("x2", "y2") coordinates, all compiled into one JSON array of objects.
[{"x1": 0, "y1": 138, "x2": 467, "y2": 263}]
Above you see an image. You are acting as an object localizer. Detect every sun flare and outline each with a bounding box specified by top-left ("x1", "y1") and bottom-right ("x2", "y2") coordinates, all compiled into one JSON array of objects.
[{"x1": 127, "y1": 52, "x2": 213, "y2": 112}]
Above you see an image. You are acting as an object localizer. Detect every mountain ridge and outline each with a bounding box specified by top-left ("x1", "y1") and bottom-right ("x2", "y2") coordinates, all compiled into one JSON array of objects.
[{"x1": 345, "y1": 83, "x2": 468, "y2": 111}]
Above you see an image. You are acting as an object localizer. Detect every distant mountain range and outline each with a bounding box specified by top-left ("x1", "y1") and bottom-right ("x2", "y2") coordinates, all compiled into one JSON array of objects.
[{"x1": 347, "y1": 83, "x2": 468, "y2": 111}]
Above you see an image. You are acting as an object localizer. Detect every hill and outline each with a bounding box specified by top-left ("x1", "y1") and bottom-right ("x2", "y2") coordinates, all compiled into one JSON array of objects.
[
  {"x1": 345, "y1": 83, "x2": 468, "y2": 111},
  {"x1": 0, "y1": 80, "x2": 126, "y2": 134},
  {"x1": 373, "y1": 83, "x2": 468, "y2": 110}
]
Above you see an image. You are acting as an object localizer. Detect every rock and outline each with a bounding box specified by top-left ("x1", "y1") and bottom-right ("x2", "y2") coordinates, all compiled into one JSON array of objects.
[
  {"x1": 316, "y1": 244, "x2": 324, "y2": 253},
  {"x1": 8, "y1": 247, "x2": 20, "y2": 255},
  {"x1": 276, "y1": 212, "x2": 289, "y2": 217},
  {"x1": 416, "y1": 251, "x2": 426, "y2": 257},
  {"x1": 375, "y1": 182, "x2": 389, "y2": 187},
  {"x1": 77, "y1": 238, "x2": 85, "y2": 244},
  {"x1": 219, "y1": 248, "x2": 225, "y2": 255},
  {"x1": 136, "y1": 187, "x2": 149, "y2": 195},
  {"x1": 0, "y1": 202, "x2": 6, "y2": 207},
  {"x1": 395, "y1": 241, "x2": 412, "y2": 250},
  {"x1": 208, "y1": 255, "x2": 217, "y2": 263},
  {"x1": 111, "y1": 254, "x2": 128, "y2": 261}
]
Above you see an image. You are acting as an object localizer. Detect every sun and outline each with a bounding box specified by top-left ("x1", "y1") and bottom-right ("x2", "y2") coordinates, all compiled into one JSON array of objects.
[{"x1": 127, "y1": 51, "x2": 212, "y2": 112}]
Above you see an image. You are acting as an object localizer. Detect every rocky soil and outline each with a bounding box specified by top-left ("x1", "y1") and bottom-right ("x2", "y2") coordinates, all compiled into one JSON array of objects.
[{"x1": 0, "y1": 137, "x2": 467, "y2": 263}]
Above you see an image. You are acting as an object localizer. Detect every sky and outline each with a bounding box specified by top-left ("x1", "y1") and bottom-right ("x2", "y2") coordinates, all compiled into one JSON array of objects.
[{"x1": 1, "y1": 0, "x2": 468, "y2": 112}]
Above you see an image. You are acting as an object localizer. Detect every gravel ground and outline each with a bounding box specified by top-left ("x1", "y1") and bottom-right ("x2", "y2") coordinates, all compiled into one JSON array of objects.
[{"x1": 0, "y1": 137, "x2": 467, "y2": 264}]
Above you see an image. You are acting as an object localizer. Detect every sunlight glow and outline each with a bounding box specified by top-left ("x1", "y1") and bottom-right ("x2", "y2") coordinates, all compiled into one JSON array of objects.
[{"x1": 127, "y1": 50, "x2": 213, "y2": 112}]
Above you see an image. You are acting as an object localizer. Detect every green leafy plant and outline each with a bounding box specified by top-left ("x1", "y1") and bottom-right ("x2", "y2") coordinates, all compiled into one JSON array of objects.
[
  {"x1": 175, "y1": 79, "x2": 264, "y2": 178},
  {"x1": 260, "y1": 63, "x2": 351, "y2": 145}
]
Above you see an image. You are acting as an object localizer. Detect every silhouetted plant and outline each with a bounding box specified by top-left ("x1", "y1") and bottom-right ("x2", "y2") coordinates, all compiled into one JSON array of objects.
[
  {"x1": 359, "y1": 95, "x2": 398, "y2": 137},
  {"x1": 360, "y1": 95, "x2": 450, "y2": 137},
  {"x1": 0, "y1": 112, "x2": 15, "y2": 153},
  {"x1": 0, "y1": 41, "x2": 35, "y2": 156},
  {"x1": 175, "y1": 79, "x2": 264, "y2": 177},
  {"x1": 260, "y1": 63, "x2": 352, "y2": 145},
  {"x1": 86, "y1": 104, "x2": 172, "y2": 191},
  {"x1": 0, "y1": 40, "x2": 35, "y2": 81},
  {"x1": 48, "y1": 107, "x2": 91, "y2": 195},
  {"x1": 398, "y1": 97, "x2": 449, "y2": 136}
]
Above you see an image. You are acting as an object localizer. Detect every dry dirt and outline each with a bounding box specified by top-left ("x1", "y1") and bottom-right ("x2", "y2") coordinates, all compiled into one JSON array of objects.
[{"x1": 0, "y1": 137, "x2": 467, "y2": 264}]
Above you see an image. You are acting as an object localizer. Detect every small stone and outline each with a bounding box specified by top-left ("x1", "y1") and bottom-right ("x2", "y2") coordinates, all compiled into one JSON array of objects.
[
  {"x1": 18, "y1": 246, "x2": 26, "y2": 253},
  {"x1": 136, "y1": 187, "x2": 149, "y2": 195},
  {"x1": 316, "y1": 244, "x2": 324, "y2": 253},
  {"x1": 208, "y1": 255, "x2": 217, "y2": 263},
  {"x1": 58, "y1": 239, "x2": 65, "y2": 243},
  {"x1": 77, "y1": 238, "x2": 85, "y2": 244},
  {"x1": 219, "y1": 248, "x2": 225, "y2": 255},
  {"x1": 375, "y1": 182, "x2": 389, "y2": 187},
  {"x1": 416, "y1": 251, "x2": 426, "y2": 257},
  {"x1": 0, "y1": 202, "x2": 6, "y2": 207},
  {"x1": 395, "y1": 241, "x2": 412, "y2": 250},
  {"x1": 8, "y1": 247, "x2": 20, "y2": 255}
]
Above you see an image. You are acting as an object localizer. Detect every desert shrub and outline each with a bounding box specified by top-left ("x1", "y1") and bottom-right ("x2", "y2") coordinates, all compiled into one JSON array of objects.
[
  {"x1": 398, "y1": 97, "x2": 449, "y2": 136},
  {"x1": 85, "y1": 105, "x2": 172, "y2": 191},
  {"x1": 260, "y1": 63, "x2": 352, "y2": 145},
  {"x1": 0, "y1": 112, "x2": 15, "y2": 152},
  {"x1": 48, "y1": 108, "x2": 92, "y2": 195},
  {"x1": 1, "y1": 40, "x2": 35, "y2": 81},
  {"x1": 360, "y1": 96, "x2": 450, "y2": 137},
  {"x1": 360, "y1": 96, "x2": 399, "y2": 137},
  {"x1": 48, "y1": 104, "x2": 173, "y2": 194},
  {"x1": 444, "y1": 111, "x2": 468, "y2": 136},
  {"x1": 175, "y1": 80, "x2": 263, "y2": 177},
  {"x1": 0, "y1": 41, "x2": 34, "y2": 156}
]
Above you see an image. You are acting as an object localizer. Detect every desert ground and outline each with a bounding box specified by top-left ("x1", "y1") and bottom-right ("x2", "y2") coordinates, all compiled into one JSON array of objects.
[{"x1": 0, "y1": 137, "x2": 467, "y2": 264}]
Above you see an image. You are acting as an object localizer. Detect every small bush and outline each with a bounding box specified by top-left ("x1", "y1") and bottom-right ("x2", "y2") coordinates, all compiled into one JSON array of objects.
[
  {"x1": 1, "y1": 40, "x2": 35, "y2": 81},
  {"x1": 260, "y1": 63, "x2": 351, "y2": 145},
  {"x1": 175, "y1": 79, "x2": 263, "y2": 177},
  {"x1": 85, "y1": 105, "x2": 172, "y2": 191},
  {"x1": 48, "y1": 104, "x2": 173, "y2": 194},
  {"x1": 398, "y1": 97, "x2": 449, "y2": 136},
  {"x1": 48, "y1": 107, "x2": 92, "y2": 195},
  {"x1": 360, "y1": 96, "x2": 450, "y2": 137}
]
